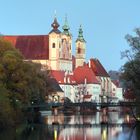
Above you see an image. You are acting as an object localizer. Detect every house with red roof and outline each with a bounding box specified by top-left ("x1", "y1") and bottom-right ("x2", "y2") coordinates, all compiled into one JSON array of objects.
[
  {"x1": 50, "y1": 70, "x2": 77, "y2": 102},
  {"x1": 73, "y1": 65, "x2": 101, "y2": 102},
  {"x1": 51, "y1": 65, "x2": 101, "y2": 102},
  {"x1": 88, "y1": 58, "x2": 124, "y2": 102},
  {"x1": 50, "y1": 65, "x2": 101, "y2": 103},
  {"x1": 88, "y1": 58, "x2": 114, "y2": 102}
]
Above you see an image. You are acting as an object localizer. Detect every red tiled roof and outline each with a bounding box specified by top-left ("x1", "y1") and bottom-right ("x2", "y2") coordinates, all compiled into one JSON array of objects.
[
  {"x1": 50, "y1": 70, "x2": 65, "y2": 84},
  {"x1": 50, "y1": 70, "x2": 77, "y2": 85},
  {"x1": 3, "y1": 35, "x2": 49, "y2": 59},
  {"x1": 66, "y1": 74, "x2": 77, "y2": 84},
  {"x1": 73, "y1": 65, "x2": 99, "y2": 84},
  {"x1": 89, "y1": 58, "x2": 110, "y2": 77}
]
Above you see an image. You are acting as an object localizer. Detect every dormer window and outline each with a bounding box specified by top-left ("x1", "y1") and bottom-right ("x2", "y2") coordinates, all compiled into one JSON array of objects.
[{"x1": 52, "y1": 43, "x2": 55, "y2": 48}]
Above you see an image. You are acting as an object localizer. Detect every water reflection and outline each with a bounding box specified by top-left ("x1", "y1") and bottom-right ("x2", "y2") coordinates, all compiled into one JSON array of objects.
[
  {"x1": 47, "y1": 124, "x2": 136, "y2": 140},
  {"x1": 44, "y1": 111, "x2": 132, "y2": 125},
  {"x1": 42, "y1": 112, "x2": 137, "y2": 140},
  {"x1": 0, "y1": 112, "x2": 139, "y2": 140}
]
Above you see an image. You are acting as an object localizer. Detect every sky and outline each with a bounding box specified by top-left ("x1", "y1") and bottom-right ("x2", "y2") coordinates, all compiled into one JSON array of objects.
[{"x1": 0, "y1": 0, "x2": 140, "y2": 71}]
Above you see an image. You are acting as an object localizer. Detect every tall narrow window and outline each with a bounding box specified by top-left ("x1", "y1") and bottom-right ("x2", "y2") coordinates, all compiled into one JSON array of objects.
[
  {"x1": 70, "y1": 44, "x2": 71, "y2": 50},
  {"x1": 52, "y1": 43, "x2": 55, "y2": 48},
  {"x1": 78, "y1": 47, "x2": 81, "y2": 54}
]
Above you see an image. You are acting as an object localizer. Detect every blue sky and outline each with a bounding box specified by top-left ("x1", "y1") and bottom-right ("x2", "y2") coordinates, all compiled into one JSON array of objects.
[{"x1": 1, "y1": 0, "x2": 140, "y2": 71}]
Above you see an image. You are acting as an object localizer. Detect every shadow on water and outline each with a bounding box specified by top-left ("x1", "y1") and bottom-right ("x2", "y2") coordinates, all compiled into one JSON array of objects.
[
  {"x1": 122, "y1": 122, "x2": 140, "y2": 140},
  {"x1": 0, "y1": 129, "x2": 16, "y2": 140},
  {"x1": 19, "y1": 125, "x2": 54, "y2": 140},
  {"x1": 136, "y1": 123, "x2": 140, "y2": 140},
  {"x1": 0, "y1": 125, "x2": 50, "y2": 140}
]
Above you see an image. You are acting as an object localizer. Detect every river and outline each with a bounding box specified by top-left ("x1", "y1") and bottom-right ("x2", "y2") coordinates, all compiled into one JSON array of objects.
[{"x1": 0, "y1": 109, "x2": 140, "y2": 140}]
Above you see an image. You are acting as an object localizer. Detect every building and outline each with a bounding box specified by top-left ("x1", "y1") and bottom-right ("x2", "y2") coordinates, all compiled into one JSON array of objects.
[
  {"x1": 109, "y1": 71, "x2": 123, "y2": 101},
  {"x1": 50, "y1": 70, "x2": 77, "y2": 102},
  {"x1": 88, "y1": 59, "x2": 112, "y2": 102},
  {"x1": 3, "y1": 16, "x2": 73, "y2": 73},
  {"x1": 73, "y1": 65, "x2": 101, "y2": 102},
  {"x1": 2, "y1": 16, "x2": 121, "y2": 103},
  {"x1": 47, "y1": 77, "x2": 64, "y2": 103}
]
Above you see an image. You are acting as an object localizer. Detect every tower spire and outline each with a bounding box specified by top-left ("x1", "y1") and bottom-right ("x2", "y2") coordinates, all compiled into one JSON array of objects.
[
  {"x1": 49, "y1": 11, "x2": 61, "y2": 34},
  {"x1": 62, "y1": 14, "x2": 71, "y2": 36},
  {"x1": 54, "y1": 10, "x2": 57, "y2": 18},
  {"x1": 76, "y1": 25, "x2": 86, "y2": 42},
  {"x1": 75, "y1": 24, "x2": 86, "y2": 68}
]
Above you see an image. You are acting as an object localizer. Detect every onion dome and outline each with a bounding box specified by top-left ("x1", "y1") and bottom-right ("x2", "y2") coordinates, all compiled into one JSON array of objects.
[
  {"x1": 76, "y1": 25, "x2": 86, "y2": 42},
  {"x1": 51, "y1": 17, "x2": 60, "y2": 30},
  {"x1": 49, "y1": 17, "x2": 61, "y2": 34}
]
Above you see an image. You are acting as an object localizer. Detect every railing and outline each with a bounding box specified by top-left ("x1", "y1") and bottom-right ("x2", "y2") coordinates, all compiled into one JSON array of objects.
[
  {"x1": 64, "y1": 101, "x2": 139, "y2": 107},
  {"x1": 27, "y1": 101, "x2": 140, "y2": 110}
]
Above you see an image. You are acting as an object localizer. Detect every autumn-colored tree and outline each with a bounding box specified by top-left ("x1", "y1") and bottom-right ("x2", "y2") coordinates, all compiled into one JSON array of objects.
[{"x1": 0, "y1": 38, "x2": 51, "y2": 128}]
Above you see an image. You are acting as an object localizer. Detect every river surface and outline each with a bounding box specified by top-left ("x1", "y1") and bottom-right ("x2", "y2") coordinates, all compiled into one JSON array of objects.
[{"x1": 0, "y1": 110, "x2": 140, "y2": 140}]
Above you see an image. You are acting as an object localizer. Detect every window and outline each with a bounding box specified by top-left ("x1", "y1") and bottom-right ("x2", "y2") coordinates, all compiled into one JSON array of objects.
[
  {"x1": 52, "y1": 43, "x2": 55, "y2": 48},
  {"x1": 70, "y1": 44, "x2": 71, "y2": 50},
  {"x1": 78, "y1": 47, "x2": 81, "y2": 54}
]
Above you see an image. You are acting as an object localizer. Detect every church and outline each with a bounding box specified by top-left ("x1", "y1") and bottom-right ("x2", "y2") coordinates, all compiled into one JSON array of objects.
[
  {"x1": 3, "y1": 16, "x2": 123, "y2": 103},
  {"x1": 3, "y1": 16, "x2": 85, "y2": 72}
]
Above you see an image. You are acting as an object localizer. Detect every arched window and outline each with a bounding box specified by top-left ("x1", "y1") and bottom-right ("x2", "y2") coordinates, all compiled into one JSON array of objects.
[
  {"x1": 52, "y1": 43, "x2": 55, "y2": 48},
  {"x1": 78, "y1": 47, "x2": 81, "y2": 54}
]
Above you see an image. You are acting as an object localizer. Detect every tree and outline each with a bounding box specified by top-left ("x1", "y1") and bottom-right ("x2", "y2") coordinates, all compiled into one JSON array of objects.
[
  {"x1": 121, "y1": 28, "x2": 140, "y2": 119},
  {"x1": 0, "y1": 38, "x2": 51, "y2": 127},
  {"x1": 121, "y1": 28, "x2": 140, "y2": 93},
  {"x1": 0, "y1": 86, "x2": 15, "y2": 128}
]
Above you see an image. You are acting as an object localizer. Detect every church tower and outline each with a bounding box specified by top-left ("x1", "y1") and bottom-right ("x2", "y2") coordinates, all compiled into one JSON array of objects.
[
  {"x1": 49, "y1": 15, "x2": 61, "y2": 70},
  {"x1": 59, "y1": 16, "x2": 72, "y2": 73},
  {"x1": 75, "y1": 25, "x2": 86, "y2": 68}
]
